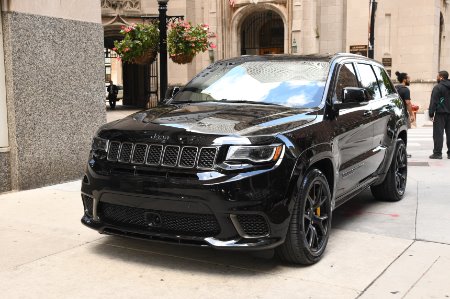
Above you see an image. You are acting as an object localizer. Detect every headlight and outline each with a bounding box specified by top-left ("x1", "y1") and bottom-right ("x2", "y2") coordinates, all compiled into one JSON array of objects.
[
  {"x1": 225, "y1": 144, "x2": 283, "y2": 163},
  {"x1": 92, "y1": 136, "x2": 109, "y2": 152}
]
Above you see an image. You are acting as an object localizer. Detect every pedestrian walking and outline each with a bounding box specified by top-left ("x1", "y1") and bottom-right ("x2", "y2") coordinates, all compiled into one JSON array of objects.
[
  {"x1": 395, "y1": 71, "x2": 415, "y2": 128},
  {"x1": 107, "y1": 80, "x2": 119, "y2": 110},
  {"x1": 429, "y1": 71, "x2": 450, "y2": 159}
]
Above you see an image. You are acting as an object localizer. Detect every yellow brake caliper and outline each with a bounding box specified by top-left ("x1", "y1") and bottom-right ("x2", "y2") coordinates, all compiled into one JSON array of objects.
[{"x1": 316, "y1": 207, "x2": 321, "y2": 217}]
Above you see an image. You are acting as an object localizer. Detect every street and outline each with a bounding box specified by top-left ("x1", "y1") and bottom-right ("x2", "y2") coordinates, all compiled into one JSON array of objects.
[{"x1": 0, "y1": 114, "x2": 449, "y2": 298}]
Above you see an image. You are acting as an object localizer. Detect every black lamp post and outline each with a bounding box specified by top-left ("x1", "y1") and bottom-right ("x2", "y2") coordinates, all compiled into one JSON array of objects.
[
  {"x1": 368, "y1": 0, "x2": 377, "y2": 59},
  {"x1": 158, "y1": 0, "x2": 169, "y2": 101}
]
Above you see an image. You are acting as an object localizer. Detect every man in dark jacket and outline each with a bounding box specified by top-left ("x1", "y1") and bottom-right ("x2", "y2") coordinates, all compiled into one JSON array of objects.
[
  {"x1": 107, "y1": 80, "x2": 119, "y2": 110},
  {"x1": 429, "y1": 71, "x2": 450, "y2": 159}
]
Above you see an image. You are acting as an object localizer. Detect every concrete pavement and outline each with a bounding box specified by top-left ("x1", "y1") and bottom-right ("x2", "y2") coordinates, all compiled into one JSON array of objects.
[{"x1": 1, "y1": 113, "x2": 450, "y2": 298}]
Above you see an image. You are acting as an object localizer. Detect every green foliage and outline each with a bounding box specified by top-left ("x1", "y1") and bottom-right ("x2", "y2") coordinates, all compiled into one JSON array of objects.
[
  {"x1": 167, "y1": 21, "x2": 216, "y2": 58},
  {"x1": 113, "y1": 23, "x2": 159, "y2": 63}
]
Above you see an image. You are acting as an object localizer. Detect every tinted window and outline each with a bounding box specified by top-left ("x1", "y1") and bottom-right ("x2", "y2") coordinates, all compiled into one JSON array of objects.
[
  {"x1": 173, "y1": 60, "x2": 330, "y2": 109},
  {"x1": 356, "y1": 63, "x2": 381, "y2": 100},
  {"x1": 373, "y1": 66, "x2": 395, "y2": 96},
  {"x1": 334, "y1": 63, "x2": 359, "y2": 102}
]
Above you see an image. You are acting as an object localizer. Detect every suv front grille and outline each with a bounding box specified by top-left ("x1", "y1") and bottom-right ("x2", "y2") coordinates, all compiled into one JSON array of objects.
[
  {"x1": 98, "y1": 202, "x2": 221, "y2": 237},
  {"x1": 106, "y1": 141, "x2": 217, "y2": 169}
]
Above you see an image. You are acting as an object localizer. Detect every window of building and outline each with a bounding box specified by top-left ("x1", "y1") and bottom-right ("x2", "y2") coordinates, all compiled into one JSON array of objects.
[
  {"x1": 334, "y1": 63, "x2": 359, "y2": 102},
  {"x1": 356, "y1": 63, "x2": 381, "y2": 100}
]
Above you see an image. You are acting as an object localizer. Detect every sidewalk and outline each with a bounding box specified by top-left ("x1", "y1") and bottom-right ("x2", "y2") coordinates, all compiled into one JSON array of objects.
[{"x1": 0, "y1": 113, "x2": 449, "y2": 298}]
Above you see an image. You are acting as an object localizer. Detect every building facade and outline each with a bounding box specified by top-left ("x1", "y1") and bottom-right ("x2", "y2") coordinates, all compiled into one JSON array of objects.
[{"x1": 102, "y1": 0, "x2": 450, "y2": 111}]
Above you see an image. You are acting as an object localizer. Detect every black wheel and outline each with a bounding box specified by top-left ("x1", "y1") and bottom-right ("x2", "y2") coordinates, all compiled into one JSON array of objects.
[
  {"x1": 371, "y1": 139, "x2": 407, "y2": 202},
  {"x1": 276, "y1": 169, "x2": 332, "y2": 265},
  {"x1": 109, "y1": 98, "x2": 116, "y2": 109}
]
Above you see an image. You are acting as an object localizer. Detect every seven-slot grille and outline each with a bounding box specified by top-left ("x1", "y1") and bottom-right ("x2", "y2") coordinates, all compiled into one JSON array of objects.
[{"x1": 106, "y1": 141, "x2": 217, "y2": 169}]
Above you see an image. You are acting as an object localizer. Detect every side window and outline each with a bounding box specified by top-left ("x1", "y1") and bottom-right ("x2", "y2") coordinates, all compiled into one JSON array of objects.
[
  {"x1": 334, "y1": 63, "x2": 359, "y2": 102},
  {"x1": 373, "y1": 66, "x2": 395, "y2": 96},
  {"x1": 356, "y1": 63, "x2": 381, "y2": 100}
]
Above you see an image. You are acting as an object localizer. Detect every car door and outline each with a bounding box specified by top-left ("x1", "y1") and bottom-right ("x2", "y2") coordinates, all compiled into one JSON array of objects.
[
  {"x1": 332, "y1": 62, "x2": 375, "y2": 198},
  {"x1": 370, "y1": 65, "x2": 398, "y2": 170}
]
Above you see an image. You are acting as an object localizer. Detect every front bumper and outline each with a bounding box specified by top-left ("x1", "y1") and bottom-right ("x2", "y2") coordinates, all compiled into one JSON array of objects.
[{"x1": 81, "y1": 156, "x2": 294, "y2": 250}]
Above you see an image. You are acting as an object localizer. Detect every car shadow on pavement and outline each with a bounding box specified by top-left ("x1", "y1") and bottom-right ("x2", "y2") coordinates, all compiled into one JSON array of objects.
[{"x1": 89, "y1": 236, "x2": 285, "y2": 275}]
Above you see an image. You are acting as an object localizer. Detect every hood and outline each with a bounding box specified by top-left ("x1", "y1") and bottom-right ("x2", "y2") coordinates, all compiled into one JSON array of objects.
[{"x1": 101, "y1": 103, "x2": 317, "y2": 139}]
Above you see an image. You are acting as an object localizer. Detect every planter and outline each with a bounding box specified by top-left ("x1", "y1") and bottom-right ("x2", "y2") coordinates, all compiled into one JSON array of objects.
[
  {"x1": 131, "y1": 50, "x2": 157, "y2": 65},
  {"x1": 170, "y1": 53, "x2": 195, "y2": 64}
]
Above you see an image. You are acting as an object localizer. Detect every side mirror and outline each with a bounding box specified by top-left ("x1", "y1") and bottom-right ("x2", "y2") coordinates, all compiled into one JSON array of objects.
[{"x1": 334, "y1": 87, "x2": 369, "y2": 110}]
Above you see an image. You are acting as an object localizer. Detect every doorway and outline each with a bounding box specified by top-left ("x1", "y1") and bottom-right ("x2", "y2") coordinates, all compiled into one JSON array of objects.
[{"x1": 240, "y1": 10, "x2": 285, "y2": 55}]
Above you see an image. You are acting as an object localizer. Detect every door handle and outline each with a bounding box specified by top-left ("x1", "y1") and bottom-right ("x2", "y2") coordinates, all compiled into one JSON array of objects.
[{"x1": 363, "y1": 110, "x2": 373, "y2": 117}]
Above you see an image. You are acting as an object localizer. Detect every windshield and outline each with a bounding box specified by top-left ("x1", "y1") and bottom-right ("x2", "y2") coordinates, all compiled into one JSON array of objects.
[{"x1": 172, "y1": 60, "x2": 330, "y2": 108}]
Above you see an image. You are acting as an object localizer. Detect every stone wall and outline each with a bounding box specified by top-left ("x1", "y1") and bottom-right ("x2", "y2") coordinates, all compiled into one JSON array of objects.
[{"x1": 2, "y1": 11, "x2": 106, "y2": 190}]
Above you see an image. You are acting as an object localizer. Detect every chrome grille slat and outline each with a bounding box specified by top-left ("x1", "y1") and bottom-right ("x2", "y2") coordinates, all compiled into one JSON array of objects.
[
  {"x1": 179, "y1": 147, "x2": 198, "y2": 168},
  {"x1": 197, "y1": 147, "x2": 217, "y2": 169},
  {"x1": 146, "y1": 145, "x2": 163, "y2": 165},
  {"x1": 106, "y1": 141, "x2": 216, "y2": 169},
  {"x1": 162, "y1": 145, "x2": 180, "y2": 167},
  {"x1": 131, "y1": 144, "x2": 148, "y2": 164},
  {"x1": 118, "y1": 142, "x2": 133, "y2": 163},
  {"x1": 107, "y1": 141, "x2": 121, "y2": 161}
]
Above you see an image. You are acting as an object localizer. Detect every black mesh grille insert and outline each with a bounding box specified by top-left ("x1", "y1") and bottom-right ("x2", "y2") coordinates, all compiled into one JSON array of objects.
[
  {"x1": 236, "y1": 214, "x2": 269, "y2": 237},
  {"x1": 146, "y1": 145, "x2": 163, "y2": 165},
  {"x1": 107, "y1": 141, "x2": 120, "y2": 161},
  {"x1": 82, "y1": 195, "x2": 94, "y2": 217},
  {"x1": 179, "y1": 147, "x2": 198, "y2": 168},
  {"x1": 106, "y1": 141, "x2": 217, "y2": 169},
  {"x1": 162, "y1": 146, "x2": 180, "y2": 167},
  {"x1": 119, "y1": 143, "x2": 133, "y2": 163},
  {"x1": 197, "y1": 148, "x2": 217, "y2": 169},
  {"x1": 132, "y1": 144, "x2": 147, "y2": 164},
  {"x1": 98, "y1": 202, "x2": 220, "y2": 237}
]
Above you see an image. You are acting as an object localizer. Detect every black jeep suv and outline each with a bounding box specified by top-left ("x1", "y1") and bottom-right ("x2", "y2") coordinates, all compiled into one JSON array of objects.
[{"x1": 82, "y1": 54, "x2": 408, "y2": 265}]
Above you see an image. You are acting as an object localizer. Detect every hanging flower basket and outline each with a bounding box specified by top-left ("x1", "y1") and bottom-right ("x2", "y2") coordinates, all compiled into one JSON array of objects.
[
  {"x1": 170, "y1": 53, "x2": 195, "y2": 64},
  {"x1": 167, "y1": 20, "x2": 216, "y2": 65},
  {"x1": 114, "y1": 23, "x2": 159, "y2": 65},
  {"x1": 131, "y1": 50, "x2": 157, "y2": 65}
]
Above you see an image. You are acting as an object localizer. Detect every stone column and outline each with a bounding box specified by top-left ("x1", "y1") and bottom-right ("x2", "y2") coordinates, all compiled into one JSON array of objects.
[
  {"x1": 0, "y1": 5, "x2": 11, "y2": 192},
  {"x1": 292, "y1": 0, "x2": 302, "y2": 53},
  {"x1": 301, "y1": 0, "x2": 318, "y2": 54},
  {"x1": 2, "y1": 0, "x2": 107, "y2": 191}
]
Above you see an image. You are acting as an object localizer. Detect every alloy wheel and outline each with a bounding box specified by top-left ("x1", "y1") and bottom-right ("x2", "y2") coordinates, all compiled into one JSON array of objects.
[
  {"x1": 395, "y1": 144, "x2": 408, "y2": 195},
  {"x1": 303, "y1": 180, "x2": 330, "y2": 253}
]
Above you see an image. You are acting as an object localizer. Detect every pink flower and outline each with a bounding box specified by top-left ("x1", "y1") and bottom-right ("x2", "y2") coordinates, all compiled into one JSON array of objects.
[
  {"x1": 124, "y1": 27, "x2": 132, "y2": 33},
  {"x1": 112, "y1": 47, "x2": 117, "y2": 51},
  {"x1": 124, "y1": 47, "x2": 130, "y2": 52},
  {"x1": 210, "y1": 43, "x2": 217, "y2": 49},
  {"x1": 116, "y1": 57, "x2": 122, "y2": 62}
]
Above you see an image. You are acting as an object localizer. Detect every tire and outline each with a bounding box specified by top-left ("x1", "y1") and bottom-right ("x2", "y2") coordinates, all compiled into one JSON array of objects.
[
  {"x1": 371, "y1": 139, "x2": 407, "y2": 202},
  {"x1": 276, "y1": 168, "x2": 332, "y2": 265}
]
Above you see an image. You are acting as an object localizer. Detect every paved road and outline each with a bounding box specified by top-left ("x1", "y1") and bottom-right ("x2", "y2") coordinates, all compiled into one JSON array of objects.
[{"x1": 0, "y1": 114, "x2": 449, "y2": 298}]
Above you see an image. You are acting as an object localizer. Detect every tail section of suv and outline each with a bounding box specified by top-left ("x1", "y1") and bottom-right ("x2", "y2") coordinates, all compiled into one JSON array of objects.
[{"x1": 82, "y1": 54, "x2": 408, "y2": 265}]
